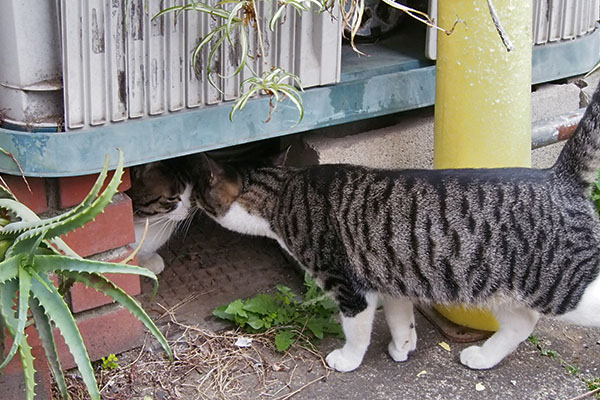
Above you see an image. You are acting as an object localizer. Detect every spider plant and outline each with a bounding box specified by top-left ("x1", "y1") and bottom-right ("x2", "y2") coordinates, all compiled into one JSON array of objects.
[
  {"x1": 0, "y1": 149, "x2": 172, "y2": 400},
  {"x1": 153, "y1": 0, "x2": 328, "y2": 124},
  {"x1": 153, "y1": 0, "x2": 442, "y2": 123},
  {"x1": 230, "y1": 68, "x2": 304, "y2": 124}
]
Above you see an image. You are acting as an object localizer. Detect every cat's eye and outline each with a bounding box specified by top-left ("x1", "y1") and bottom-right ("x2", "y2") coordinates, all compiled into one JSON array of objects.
[{"x1": 167, "y1": 195, "x2": 180, "y2": 202}]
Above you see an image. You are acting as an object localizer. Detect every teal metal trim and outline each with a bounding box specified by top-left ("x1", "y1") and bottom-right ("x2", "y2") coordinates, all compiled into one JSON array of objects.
[
  {"x1": 0, "y1": 28, "x2": 598, "y2": 177},
  {"x1": 532, "y1": 28, "x2": 600, "y2": 85}
]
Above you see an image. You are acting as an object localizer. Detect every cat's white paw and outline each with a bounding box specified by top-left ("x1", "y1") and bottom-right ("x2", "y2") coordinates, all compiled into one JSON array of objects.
[
  {"x1": 460, "y1": 345, "x2": 498, "y2": 370},
  {"x1": 140, "y1": 253, "x2": 165, "y2": 274},
  {"x1": 326, "y1": 348, "x2": 363, "y2": 372},
  {"x1": 388, "y1": 335, "x2": 416, "y2": 362}
]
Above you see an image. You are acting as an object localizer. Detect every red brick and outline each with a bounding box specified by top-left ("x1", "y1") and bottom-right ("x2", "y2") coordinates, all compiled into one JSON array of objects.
[
  {"x1": 0, "y1": 340, "x2": 53, "y2": 400},
  {"x1": 58, "y1": 168, "x2": 131, "y2": 208},
  {"x1": 0, "y1": 175, "x2": 47, "y2": 214},
  {"x1": 61, "y1": 194, "x2": 135, "y2": 257},
  {"x1": 70, "y1": 253, "x2": 142, "y2": 313},
  {"x1": 46, "y1": 305, "x2": 145, "y2": 370}
]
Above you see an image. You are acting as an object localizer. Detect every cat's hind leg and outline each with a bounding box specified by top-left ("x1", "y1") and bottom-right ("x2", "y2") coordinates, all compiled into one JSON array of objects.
[
  {"x1": 382, "y1": 296, "x2": 417, "y2": 362},
  {"x1": 460, "y1": 305, "x2": 539, "y2": 370},
  {"x1": 326, "y1": 292, "x2": 378, "y2": 372},
  {"x1": 556, "y1": 275, "x2": 600, "y2": 327}
]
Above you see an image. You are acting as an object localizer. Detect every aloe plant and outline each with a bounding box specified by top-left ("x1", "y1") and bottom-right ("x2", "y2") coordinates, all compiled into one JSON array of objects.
[{"x1": 0, "y1": 149, "x2": 172, "y2": 400}]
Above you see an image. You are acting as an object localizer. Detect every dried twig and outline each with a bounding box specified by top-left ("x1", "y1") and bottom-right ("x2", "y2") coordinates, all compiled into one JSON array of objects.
[
  {"x1": 486, "y1": 0, "x2": 513, "y2": 52},
  {"x1": 274, "y1": 376, "x2": 326, "y2": 400},
  {"x1": 567, "y1": 387, "x2": 600, "y2": 400}
]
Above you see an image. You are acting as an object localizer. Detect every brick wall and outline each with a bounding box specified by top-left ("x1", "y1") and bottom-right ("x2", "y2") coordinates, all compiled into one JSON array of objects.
[{"x1": 0, "y1": 169, "x2": 145, "y2": 400}]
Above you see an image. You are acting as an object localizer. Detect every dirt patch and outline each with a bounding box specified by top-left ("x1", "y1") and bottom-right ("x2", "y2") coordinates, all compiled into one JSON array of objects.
[{"x1": 60, "y1": 315, "x2": 331, "y2": 400}]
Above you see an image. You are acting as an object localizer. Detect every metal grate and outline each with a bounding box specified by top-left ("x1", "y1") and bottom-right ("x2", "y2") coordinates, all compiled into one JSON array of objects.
[
  {"x1": 533, "y1": 0, "x2": 600, "y2": 45},
  {"x1": 60, "y1": 0, "x2": 342, "y2": 130}
]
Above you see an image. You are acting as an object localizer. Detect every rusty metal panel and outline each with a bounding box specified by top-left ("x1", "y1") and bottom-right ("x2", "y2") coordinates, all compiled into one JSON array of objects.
[{"x1": 60, "y1": 0, "x2": 342, "y2": 130}]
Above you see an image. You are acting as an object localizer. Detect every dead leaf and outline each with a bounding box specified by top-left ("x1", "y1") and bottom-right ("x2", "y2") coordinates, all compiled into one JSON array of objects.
[{"x1": 439, "y1": 341, "x2": 451, "y2": 352}]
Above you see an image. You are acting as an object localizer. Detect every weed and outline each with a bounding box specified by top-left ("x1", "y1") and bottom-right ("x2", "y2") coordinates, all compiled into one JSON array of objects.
[
  {"x1": 528, "y1": 335, "x2": 599, "y2": 398},
  {"x1": 213, "y1": 273, "x2": 342, "y2": 352},
  {"x1": 101, "y1": 354, "x2": 119, "y2": 371}
]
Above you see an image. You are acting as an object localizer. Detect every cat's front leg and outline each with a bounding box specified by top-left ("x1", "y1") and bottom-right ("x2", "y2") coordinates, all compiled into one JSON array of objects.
[
  {"x1": 382, "y1": 296, "x2": 417, "y2": 362},
  {"x1": 326, "y1": 292, "x2": 379, "y2": 372},
  {"x1": 138, "y1": 253, "x2": 166, "y2": 275},
  {"x1": 460, "y1": 305, "x2": 539, "y2": 369}
]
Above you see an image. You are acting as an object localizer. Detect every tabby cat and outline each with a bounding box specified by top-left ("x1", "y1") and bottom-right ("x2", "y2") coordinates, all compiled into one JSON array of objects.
[
  {"x1": 127, "y1": 159, "x2": 194, "y2": 274},
  {"x1": 194, "y1": 81, "x2": 600, "y2": 373}
]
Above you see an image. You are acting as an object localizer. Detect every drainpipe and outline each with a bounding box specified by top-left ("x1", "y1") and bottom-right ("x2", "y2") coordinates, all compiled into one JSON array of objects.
[{"x1": 433, "y1": 0, "x2": 532, "y2": 331}]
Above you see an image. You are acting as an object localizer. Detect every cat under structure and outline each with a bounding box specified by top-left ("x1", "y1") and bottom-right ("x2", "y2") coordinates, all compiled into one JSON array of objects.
[
  {"x1": 127, "y1": 159, "x2": 194, "y2": 274},
  {"x1": 193, "y1": 81, "x2": 600, "y2": 373}
]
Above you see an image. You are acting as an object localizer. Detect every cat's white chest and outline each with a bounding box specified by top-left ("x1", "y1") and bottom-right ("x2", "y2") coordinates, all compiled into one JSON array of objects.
[{"x1": 216, "y1": 202, "x2": 278, "y2": 239}]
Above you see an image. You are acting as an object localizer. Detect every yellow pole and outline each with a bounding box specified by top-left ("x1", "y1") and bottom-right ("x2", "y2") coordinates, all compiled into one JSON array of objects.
[{"x1": 433, "y1": 0, "x2": 532, "y2": 331}]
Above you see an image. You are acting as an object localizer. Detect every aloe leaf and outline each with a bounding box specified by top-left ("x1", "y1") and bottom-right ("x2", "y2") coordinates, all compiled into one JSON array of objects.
[
  {"x1": 0, "y1": 176, "x2": 17, "y2": 201},
  {"x1": 32, "y1": 254, "x2": 159, "y2": 296},
  {"x1": 18, "y1": 340, "x2": 37, "y2": 400},
  {"x1": 0, "y1": 266, "x2": 32, "y2": 370},
  {"x1": 46, "y1": 237, "x2": 81, "y2": 258},
  {"x1": 61, "y1": 270, "x2": 173, "y2": 360},
  {"x1": 29, "y1": 296, "x2": 68, "y2": 400},
  {"x1": 0, "y1": 279, "x2": 36, "y2": 400},
  {"x1": 30, "y1": 272, "x2": 100, "y2": 400},
  {"x1": 0, "y1": 155, "x2": 110, "y2": 237},
  {"x1": 0, "y1": 255, "x2": 22, "y2": 284},
  {"x1": 6, "y1": 227, "x2": 47, "y2": 260},
  {"x1": 7, "y1": 151, "x2": 123, "y2": 252}
]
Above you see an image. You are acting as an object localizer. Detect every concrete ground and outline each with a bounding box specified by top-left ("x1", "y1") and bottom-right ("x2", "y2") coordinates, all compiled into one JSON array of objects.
[{"x1": 141, "y1": 214, "x2": 600, "y2": 400}]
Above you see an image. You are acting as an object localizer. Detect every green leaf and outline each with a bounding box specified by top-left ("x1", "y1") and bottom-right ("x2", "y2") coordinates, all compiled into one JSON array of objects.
[
  {"x1": 306, "y1": 316, "x2": 324, "y2": 339},
  {"x1": 30, "y1": 273, "x2": 100, "y2": 400},
  {"x1": 275, "y1": 329, "x2": 296, "y2": 352},
  {"x1": 0, "y1": 153, "x2": 111, "y2": 237},
  {"x1": 0, "y1": 255, "x2": 22, "y2": 284},
  {"x1": 212, "y1": 304, "x2": 236, "y2": 321},
  {"x1": 60, "y1": 270, "x2": 172, "y2": 361},
  {"x1": 29, "y1": 296, "x2": 68, "y2": 400},
  {"x1": 0, "y1": 279, "x2": 37, "y2": 399},
  {"x1": 243, "y1": 294, "x2": 279, "y2": 315},
  {"x1": 276, "y1": 285, "x2": 297, "y2": 303},
  {"x1": 17, "y1": 329, "x2": 37, "y2": 400},
  {"x1": 3, "y1": 150, "x2": 124, "y2": 261},
  {"x1": 224, "y1": 299, "x2": 248, "y2": 318},
  {"x1": 0, "y1": 266, "x2": 32, "y2": 370},
  {"x1": 32, "y1": 254, "x2": 159, "y2": 298},
  {"x1": 246, "y1": 314, "x2": 265, "y2": 330}
]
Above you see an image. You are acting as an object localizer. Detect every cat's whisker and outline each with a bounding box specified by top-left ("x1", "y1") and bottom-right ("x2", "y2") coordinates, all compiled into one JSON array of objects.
[{"x1": 179, "y1": 209, "x2": 198, "y2": 240}]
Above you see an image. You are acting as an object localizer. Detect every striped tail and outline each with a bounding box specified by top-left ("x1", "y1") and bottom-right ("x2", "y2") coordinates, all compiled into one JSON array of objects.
[{"x1": 553, "y1": 81, "x2": 600, "y2": 187}]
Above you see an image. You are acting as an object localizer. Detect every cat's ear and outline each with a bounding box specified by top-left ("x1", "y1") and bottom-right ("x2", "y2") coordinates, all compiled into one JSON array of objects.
[
  {"x1": 200, "y1": 153, "x2": 226, "y2": 185},
  {"x1": 130, "y1": 162, "x2": 157, "y2": 181},
  {"x1": 270, "y1": 145, "x2": 291, "y2": 167}
]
